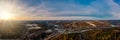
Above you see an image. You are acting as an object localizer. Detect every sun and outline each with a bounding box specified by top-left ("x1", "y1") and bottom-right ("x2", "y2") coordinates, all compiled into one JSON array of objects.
[
  {"x1": 0, "y1": 2, "x2": 15, "y2": 20},
  {"x1": 0, "y1": 13, "x2": 14, "y2": 20}
]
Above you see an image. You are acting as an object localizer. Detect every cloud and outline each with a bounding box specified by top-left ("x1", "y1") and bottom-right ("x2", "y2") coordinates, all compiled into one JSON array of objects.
[
  {"x1": 106, "y1": 0, "x2": 120, "y2": 19},
  {"x1": 1, "y1": 0, "x2": 120, "y2": 20},
  {"x1": 17, "y1": 0, "x2": 102, "y2": 20},
  {"x1": 16, "y1": 0, "x2": 100, "y2": 20}
]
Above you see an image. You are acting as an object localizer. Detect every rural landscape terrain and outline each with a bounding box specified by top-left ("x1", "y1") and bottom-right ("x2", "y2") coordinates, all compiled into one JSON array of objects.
[{"x1": 0, "y1": 20, "x2": 120, "y2": 40}]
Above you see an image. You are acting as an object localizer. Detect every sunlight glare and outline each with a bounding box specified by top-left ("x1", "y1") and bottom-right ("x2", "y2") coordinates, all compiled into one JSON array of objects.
[{"x1": 0, "y1": 13, "x2": 13, "y2": 20}]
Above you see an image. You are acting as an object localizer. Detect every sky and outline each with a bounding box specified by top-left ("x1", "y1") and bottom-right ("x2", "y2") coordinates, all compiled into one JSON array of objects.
[{"x1": 0, "y1": 0, "x2": 120, "y2": 20}]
